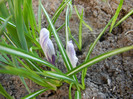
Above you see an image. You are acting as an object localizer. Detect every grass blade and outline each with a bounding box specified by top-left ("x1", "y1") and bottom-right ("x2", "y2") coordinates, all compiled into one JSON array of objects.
[
  {"x1": 109, "y1": 0, "x2": 123, "y2": 32},
  {"x1": 40, "y1": 71, "x2": 78, "y2": 84},
  {"x1": 0, "y1": 66, "x2": 56, "y2": 89},
  {"x1": 0, "y1": 43, "x2": 61, "y2": 72},
  {"x1": 67, "y1": 45, "x2": 133, "y2": 76},
  {"x1": 0, "y1": 17, "x2": 16, "y2": 28},
  {"x1": 114, "y1": 9, "x2": 133, "y2": 27},
  {"x1": 51, "y1": 0, "x2": 70, "y2": 24},
  {"x1": 0, "y1": 83, "x2": 13, "y2": 99},
  {"x1": 0, "y1": 2, "x2": 9, "y2": 18},
  {"x1": 22, "y1": 88, "x2": 50, "y2": 99},
  {"x1": 11, "y1": 56, "x2": 31, "y2": 94},
  {"x1": 86, "y1": 17, "x2": 114, "y2": 60},
  {"x1": 38, "y1": 0, "x2": 42, "y2": 31},
  {"x1": 75, "y1": 90, "x2": 81, "y2": 99},
  {"x1": 65, "y1": 5, "x2": 70, "y2": 45},
  {"x1": 69, "y1": 83, "x2": 73, "y2": 99},
  {"x1": 14, "y1": 0, "x2": 28, "y2": 50},
  {"x1": 7, "y1": 0, "x2": 15, "y2": 22},
  {"x1": 48, "y1": 0, "x2": 71, "y2": 36},
  {"x1": 79, "y1": 9, "x2": 83, "y2": 51},
  {"x1": 0, "y1": 16, "x2": 12, "y2": 35},
  {"x1": 74, "y1": 5, "x2": 92, "y2": 31}
]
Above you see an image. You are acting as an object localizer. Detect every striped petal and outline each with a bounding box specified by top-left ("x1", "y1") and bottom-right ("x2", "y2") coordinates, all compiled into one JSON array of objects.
[
  {"x1": 40, "y1": 28, "x2": 55, "y2": 65},
  {"x1": 66, "y1": 40, "x2": 78, "y2": 68}
]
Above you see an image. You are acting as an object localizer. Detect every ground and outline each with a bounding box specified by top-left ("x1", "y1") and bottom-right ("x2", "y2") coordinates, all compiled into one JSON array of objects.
[{"x1": 0, "y1": 0, "x2": 133, "y2": 99}]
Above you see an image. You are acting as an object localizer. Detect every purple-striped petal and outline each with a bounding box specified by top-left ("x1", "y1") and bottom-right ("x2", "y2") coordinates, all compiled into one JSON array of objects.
[
  {"x1": 66, "y1": 40, "x2": 78, "y2": 68},
  {"x1": 40, "y1": 28, "x2": 55, "y2": 65}
]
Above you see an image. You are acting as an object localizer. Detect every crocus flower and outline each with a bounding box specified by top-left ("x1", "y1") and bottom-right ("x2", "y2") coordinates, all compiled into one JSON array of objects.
[
  {"x1": 66, "y1": 40, "x2": 78, "y2": 68},
  {"x1": 40, "y1": 28, "x2": 55, "y2": 65}
]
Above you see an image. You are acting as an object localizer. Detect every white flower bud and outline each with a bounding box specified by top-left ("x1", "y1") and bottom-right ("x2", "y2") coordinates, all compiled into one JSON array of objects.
[
  {"x1": 40, "y1": 28, "x2": 55, "y2": 65},
  {"x1": 66, "y1": 40, "x2": 78, "y2": 68}
]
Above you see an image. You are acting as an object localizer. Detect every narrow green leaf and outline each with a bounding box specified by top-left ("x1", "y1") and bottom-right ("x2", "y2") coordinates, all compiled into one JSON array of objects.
[
  {"x1": 7, "y1": 0, "x2": 15, "y2": 22},
  {"x1": 3, "y1": 32, "x2": 18, "y2": 48},
  {"x1": 81, "y1": 16, "x2": 114, "y2": 86},
  {"x1": 22, "y1": 88, "x2": 50, "y2": 99},
  {"x1": 40, "y1": 71, "x2": 77, "y2": 84},
  {"x1": 0, "y1": 54, "x2": 8, "y2": 64},
  {"x1": 20, "y1": 77, "x2": 31, "y2": 94},
  {"x1": 56, "y1": 23, "x2": 65, "y2": 32},
  {"x1": 86, "y1": 17, "x2": 114, "y2": 60},
  {"x1": 65, "y1": 5, "x2": 70, "y2": 45},
  {"x1": 0, "y1": 2, "x2": 9, "y2": 18},
  {"x1": 2, "y1": 53, "x2": 12, "y2": 64},
  {"x1": 74, "y1": 5, "x2": 92, "y2": 31},
  {"x1": 52, "y1": 0, "x2": 70, "y2": 24},
  {"x1": 23, "y1": 0, "x2": 30, "y2": 29},
  {"x1": 68, "y1": 27, "x2": 80, "y2": 49},
  {"x1": 75, "y1": 90, "x2": 81, "y2": 99},
  {"x1": 0, "y1": 66, "x2": 56, "y2": 89},
  {"x1": 67, "y1": 46, "x2": 133, "y2": 76},
  {"x1": 79, "y1": 9, "x2": 83, "y2": 51},
  {"x1": 0, "y1": 15, "x2": 12, "y2": 35},
  {"x1": 38, "y1": 0, "x2": 42, "y2": 32},
  {"x1": 0, "y1": 83, "x2": 13, "y2": 99},
  {"x1": 115, "y1": 9, "x2": 133, "y2": 27},
  {"x1": 109, "y1": 0, "x2": 123, "y2": 32},
  {"x1": 69, "y1": 83, "x2": 73, "y2": 99},
  {"x1": 11, "y1": 56, "x2": 31, "y2": 94},
  {"x1": 0, "y1": 17, "x2": 16, "y2": 28},
  {"x1": 14, "y1": 0, "x2": 28, "y2": 50},
  {"x1": 48, "y1": 0, "x2": 70, "y2": 36},
  {"x1": 0, "y1": 43, "x2": 61, "y2": 72}
]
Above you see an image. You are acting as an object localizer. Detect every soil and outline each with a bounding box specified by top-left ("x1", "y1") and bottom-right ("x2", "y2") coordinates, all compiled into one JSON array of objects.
[{"x1": 0, "y1": 0, "x2": 133, "y2": 99}]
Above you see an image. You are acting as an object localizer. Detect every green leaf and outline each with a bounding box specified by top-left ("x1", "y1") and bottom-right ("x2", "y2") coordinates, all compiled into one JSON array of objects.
[
  {"x1": 14, "y1": 0, "x2": 28, "y2": 50},
  {"x1": 22, "y1": 88, "x2": 50, "y2": 99},
  {"x1": 20, "y1": 76, "x2": 31, "y2": 94},
  {"x1": 38, "y1": 0, "x2": 42, "y2": 32},
  {"x1": 11, "y1": 56, "x2": 31, "y2": 94},
  {"x1": 69, "y1": 83, "x2": 73, "y2": 99},
  {"x1": 0, "y1": 43, "x2": 61, "y2": 72},
  {"x1": 0, "y1": 17, "x2": 16, "y2": 28},
  {"x1": 79, "y1": 9, "x2": 83, "y2": 51},
  {"x1": 0, "y1": 2, "x2": 9, "y2": 18},
  {"x1": 0, "y1": 83, "x2": 13, "y2": 99},
  {"x1": 0, "y1": 54, "x2": 8, "y2": 64},
  {"x1": 49, "y1": 0, "x2": 70, "y2": 26},
  {"x1": 86, "y1": 17, "x2": 114, "y2": 60},
  {"x1": 109, "y1": 0, "x2": 123, "y2": 32},
  {"x1": 48, "y1": 0, "x2": 70, "y2": 37},
  {"x1": 65, "y1": 5, "x2": 70, "y2": 44},
  {"x1": 75, "y1": 90, "x2": 81, "y2": 99},
  {"x1": 74, "y1": 5, "x2": 92, "y2": 31},
  {"x1": 40, "y1": 71, "x2": 78, "y2": 84},
  {"x1": 0, "y1": 16, "x2": 12, "y2": 35},
  {"x1": 7, "y1": 0, "x2": 15, "y2": 22},
  {"x1": 0, "y1": 66, "x2": 56, "y2": 89},
  {"x1": 67, "y1": 45, "x2": 133, "y2": 76},
  {"x1": 115, "y1": 9, "x2": 133, "y2": 27}
]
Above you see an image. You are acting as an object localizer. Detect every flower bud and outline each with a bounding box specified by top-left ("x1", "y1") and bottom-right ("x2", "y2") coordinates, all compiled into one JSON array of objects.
[
  {"x1": 40, "y1": 28, "x2": 55, "y2": 65},
  {"x1": 66, "y1": 40, "x2": 78, "y2": 68}
]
